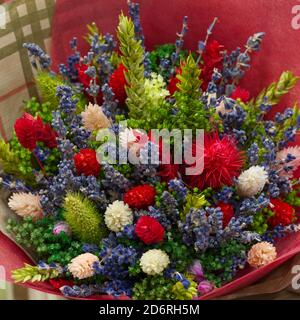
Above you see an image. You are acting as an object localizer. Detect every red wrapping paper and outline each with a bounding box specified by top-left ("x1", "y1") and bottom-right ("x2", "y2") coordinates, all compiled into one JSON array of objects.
[{"x1": 1, "y1": 0, "x2": 300, "y2": 299}]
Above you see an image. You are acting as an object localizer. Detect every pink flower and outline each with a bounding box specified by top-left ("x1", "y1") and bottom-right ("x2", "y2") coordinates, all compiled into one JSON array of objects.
[
  {"x1": 197, "y1": 280, "x2": 214, "y2": 295},
  {"x1": 189, "y1": 260, "x2": 204, "y2": 283}
]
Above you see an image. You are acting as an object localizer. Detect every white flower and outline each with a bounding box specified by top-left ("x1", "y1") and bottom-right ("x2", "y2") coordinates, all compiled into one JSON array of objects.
[
  {"x1": 104, "y1": 200, "x2": 133, "y2": 232},
  {"x1": 119, "y1": 128, "x2": 144, "y2": 149},
  {"x1": 8, "y1": 192, "x2": 43, "y2": 219},
  {"x1": 140, "y1": 249, "x2": 170, "y2": 275},
  {"x1": 81, "y1": 103, "x2": 111, "y2": 131},
  {"x1": 236, "y1": 166, "x2": 268, "y2": 197},
  {"x1": 276, "y1": 146, "x2": 300, "y2": 178},
  {"x1": 68, "y1": 253, "x2": 99, "y2": 279}
]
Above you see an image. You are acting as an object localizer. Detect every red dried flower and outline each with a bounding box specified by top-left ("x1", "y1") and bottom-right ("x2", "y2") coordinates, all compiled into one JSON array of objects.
[
  {"x1": 73, "y1": 148, "x2": 101, "y2": 176},
  {"x1": 109, "y1": 64, "x2": 127, "y2": 106},
  {"x1": 268, "y1": 198, "x2": 296, "y2": 227},
  {"x1": 35, "y1": 117, "x2": 57, "y2": 149},
  {"x1": 14, "y1": 113, "x2": 57, "y2": 150},
  {"x1": 201, "y1": 40, "x2": 224, "y2": 91},
  {"x1": 167, "y1": 67, "x2": 181, "y2": 96},
  {"x1": 230, "y1": 86, "x2": 250, "y2": 103},
  {"x1": 14, "y1": 113, "x2": 38, "y2": 150},
  {"x1": 76, "y1": 63, "x2": 103, "y2": 104},
  {"x1": 183, "y1": 134, "x2": 244, "y2": 189},
  {"x1": 216, "y1": 202, "x2": 234, "y2": 227},
  {"x1": 135, "y1": 216, "x2": 165, "y2": 244},
  {"x1": 123, "y1": 184, "x2": 156, "y2": 209}
]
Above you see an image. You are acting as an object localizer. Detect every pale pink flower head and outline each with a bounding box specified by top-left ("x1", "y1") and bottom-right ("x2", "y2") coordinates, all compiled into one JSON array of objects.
[
  {"x1": 81, "y1": 103, "x2": 111, "y2": 131},
  {"x1": 247, "y1": 242, "x2": 277, "y2": 268},
  {"x1": 276, "y1": 146, "x2": 300, "y2": 178},
  {"x1": 189, "y1": 260, "x2": 204, "y2": 283},
  {"x1": 68, "y1": 253, "x2": 99, "y2": 280},
  {"x1": 8, "y1": 192, "x2": 43, "y2": 219}
]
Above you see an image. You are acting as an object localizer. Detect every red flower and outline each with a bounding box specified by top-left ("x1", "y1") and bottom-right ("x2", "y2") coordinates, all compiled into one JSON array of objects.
[
  {"x1": 123, "y1": 184, "x2": 156, "y2": 209},
  {"x1": 230, "y1": 86, "x2": 250, "y2": 103},
  {"x1": 14, "y1": 113, "x2": 57, "y2": 150},
  {"x1": 14, "y1": 113, "x2": 38, "y2": 150},
  {"x1": 135, "y1": 216, "x2": 165, "y2": 244},
  {"x1": 182, "y1": 134, "x2": 244, "y2": 189},
  {"x1": 268, "y1": 198, "x2": 296, "y2": 227},
  {"x1": 201, "y1": 40, "x2": 224, "y2": 91},
  {"x1": 167, "y1": 67, "x2": 181, "y2": 96},
  {"x1": 73, "y1": 148, "x2": 101, "y2": 176},
  {"x1": 216, "y1": 202, "x2": 234, "y2": 227},
  {"x1": 76, "y1": 63, "x2": 103, "y2": 104},
  {"x1": 49, "y1": 278, "x2": 74, "y2": 290},
  {"x1": 109, "y1": 64, "x2": 127, "y2": 106},
  {"x1": 35, "y1": 117, "x2": 57, "y2": 149}
]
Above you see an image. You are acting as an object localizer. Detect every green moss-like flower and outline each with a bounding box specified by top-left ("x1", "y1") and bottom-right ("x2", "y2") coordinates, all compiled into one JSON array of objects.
[
  {"x1": 36, "y1": 72, "x2": 87, "y2": 113},
  {"x1": 132, "y1": 276, "x2": 176, "y2": 300},
  {"x1": 63, "y1": 192, "x2": 106, "y2": 244}
]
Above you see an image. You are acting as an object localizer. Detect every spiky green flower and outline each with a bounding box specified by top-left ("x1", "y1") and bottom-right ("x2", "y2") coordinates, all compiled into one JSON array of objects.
[
  {"x1": 12, "y1": 263, "x2": 61, "y2": 283},
  {"x1": 176, "y1": 54, "x2": 202, "y2": 100},
  {"x1": 63, "y1": 192, "x2": 106, "y2": 244}
]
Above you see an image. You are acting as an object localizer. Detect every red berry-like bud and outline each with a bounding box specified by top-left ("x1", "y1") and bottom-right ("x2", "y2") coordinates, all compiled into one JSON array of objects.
[
  {"x1": 135, "y1": 216, "x2": 165, "y2": 244},
  {"x1": 123, "y1": 184, "x2": 156, "y2": 209},
  {"x1": 73, "y1": 149, "x2": 100, "y2": 177}
]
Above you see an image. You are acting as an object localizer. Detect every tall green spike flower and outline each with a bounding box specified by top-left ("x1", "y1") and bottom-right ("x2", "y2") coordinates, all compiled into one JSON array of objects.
[
  {"x1": 63, "y1": 192, "x2": 106, "y2": 244},
  {"x1": 176, "y1": 54, "x2": 202, "y2": 100},
  {"x1": 117, "y1": 13, "x2": 146, "y2": 119}
]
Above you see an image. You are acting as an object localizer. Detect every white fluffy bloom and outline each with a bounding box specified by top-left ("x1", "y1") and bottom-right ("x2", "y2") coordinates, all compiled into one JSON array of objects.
[
  {"x1": 104, "y1": 200, "x2": 133, "y2": 232},
  {"x1": 68, "y1": 253, "x2": 99, "y2": 279},
  {"x1": 140, "y1": 249, "x2": 170, "y2": 275},
  {"x1": 237, "y1": 166, "x2": 268, "y2": 197},
  {"x1": 8, "y1": 192, "x2": 43, "y2": 219},
  {"x1": 119, "y1": 128, "x2": 142, "y2": 149},
  {"x1": 81, "y1": 103, "x2": 111, "y2": 131}
]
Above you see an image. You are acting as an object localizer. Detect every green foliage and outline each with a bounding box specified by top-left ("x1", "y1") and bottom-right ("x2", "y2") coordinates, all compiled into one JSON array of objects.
[
  {"x1": 255, "y1": 71, "x2": 299, "y2": 107},
  {"x1": 285, "y1": 183, "x2": 300, "y2": 207},
  {"x1": 158, "y1": 236, "x2": 194, "y2": 273},
  {"x1": 132, "y1": 276, "x2": 176, "y2": 300},
  {"x1": 6, "y1": 216, "x2": 82, "y2": 265},
  {"x1": 171, "y1": 92, "x2": 215, "y2": 131},
  {"x1": 24, "y1": 97, "x2": 53, "y2": 123},
  {"x1": 0, "y1": 138, "x2": 36, "y2": 185},
  {"x1": 251, "y1": 209, "x2": 273, "y2": 235},
  {"x1": 148, "y1": 44, "x2": 187, "y2": 79},
  {"x1": 172, "y1": 277, "x2": 198, "y2": 300},
  {"x1": 12, "y1": 263, "x2": 60, "y2": 283},
  {"x1": 63, "y1": 192, "x2": 107, "y2": 244},
  {"x1": 36, "y1": 72, "x2": 87, "y2": 113},
  {"x1": 199, "y1": 240, "x2": 248, "y2": 287},
  {"x1": 176, "y1": 54, "x2": 202, "y2": 100}
]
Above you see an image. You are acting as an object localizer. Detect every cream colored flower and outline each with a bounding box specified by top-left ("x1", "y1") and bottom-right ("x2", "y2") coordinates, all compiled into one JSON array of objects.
[
  {"x1": 276, "y1": 146, "x2": 300, "y2": 178},
  {"x1": 104, "y1": 200, "x2": 133, "y2": 232},
  {"x1": 247, "y1": 242, "x2": 277, "y2": 268},
  {"x1": 236, "y1": 166, "x2": 268, "y2": 197},
  {"x1": 68, "y1": 253, "x2": 99, "y2": 279},
  {"x1": 81, "y1": 103, "x2": 111, "y2": 131},
  {"x1": 8, "y1": 192, "x2": 43, "y2": 219},
  {"x1": 140, "y1": 249, "x2": 170, "y2": 275}
]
